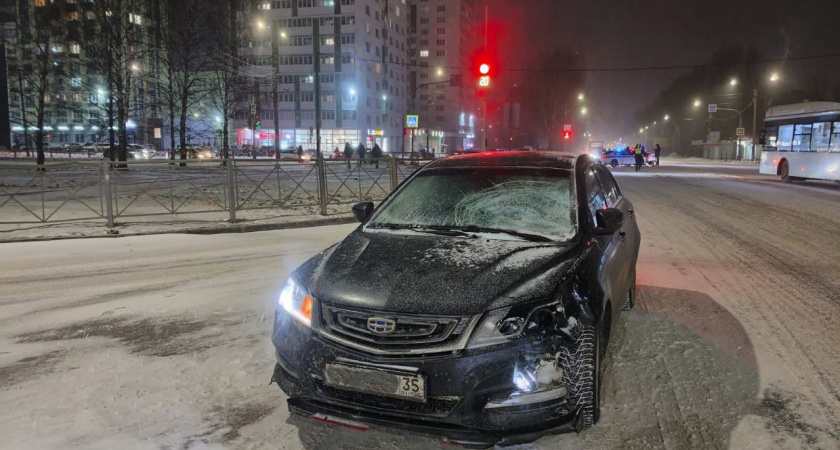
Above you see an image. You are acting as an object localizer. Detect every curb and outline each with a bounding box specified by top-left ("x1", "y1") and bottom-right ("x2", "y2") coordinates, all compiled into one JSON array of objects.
[{"x1": 0, "y1": 215, "x2": 357, "y2": 244}]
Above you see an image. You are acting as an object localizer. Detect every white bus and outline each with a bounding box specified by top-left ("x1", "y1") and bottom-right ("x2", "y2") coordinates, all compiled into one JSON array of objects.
[{"x1": 759, "y1": 102, "x2": 840, "y2": 182}]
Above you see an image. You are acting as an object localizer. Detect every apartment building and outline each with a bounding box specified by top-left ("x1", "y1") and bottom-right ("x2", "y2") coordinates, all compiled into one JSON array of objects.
[
  {"x1": 409, "y1": 0, "x2": 478, "y2": 153},
  {"x1": 241, "y1": 0, "x2": 412, "y2": 154}
]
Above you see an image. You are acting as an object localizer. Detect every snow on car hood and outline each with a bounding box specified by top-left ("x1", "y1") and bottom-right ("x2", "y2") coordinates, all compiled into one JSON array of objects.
[{"x1": 297, "y1": 229, "x2": 579, "y2": 315}]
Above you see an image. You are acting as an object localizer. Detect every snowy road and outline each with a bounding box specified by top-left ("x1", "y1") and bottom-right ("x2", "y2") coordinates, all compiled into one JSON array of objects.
[{"x1": 1, "y1": 161, "x2": 839, "y2": 450}]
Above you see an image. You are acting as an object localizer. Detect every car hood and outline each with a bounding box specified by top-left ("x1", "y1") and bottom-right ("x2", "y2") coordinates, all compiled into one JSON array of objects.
[{"x1": 297, "y1": 229, "x2": 581, "y2": 316}]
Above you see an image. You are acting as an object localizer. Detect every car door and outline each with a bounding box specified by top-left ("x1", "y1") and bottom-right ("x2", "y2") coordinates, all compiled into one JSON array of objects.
[
  {"x1": 595, "y1": 166, "x2": 639, "y2": 316},
  {"x1": 584, "y1": 167, "x2": 622, "y2": 320}
]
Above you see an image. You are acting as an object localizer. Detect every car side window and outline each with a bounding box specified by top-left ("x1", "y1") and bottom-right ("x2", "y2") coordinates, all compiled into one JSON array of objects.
[
  {"x1": 595, "y1": 166, "x2": 620, "y2": 206},
  {"x1": 585, "y1": 168, "x2": 607, "y2": 225}
]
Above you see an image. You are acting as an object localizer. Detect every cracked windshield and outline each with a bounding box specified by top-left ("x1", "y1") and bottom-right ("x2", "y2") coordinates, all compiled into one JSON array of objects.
[{"x1": 0, "y1": 1, "x2": 838, "y2": 450}]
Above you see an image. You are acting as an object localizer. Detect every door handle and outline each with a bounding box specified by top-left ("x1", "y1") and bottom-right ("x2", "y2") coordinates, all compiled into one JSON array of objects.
[{"x1": 619, "y1": 231, "x2": 627, "y2": 241}]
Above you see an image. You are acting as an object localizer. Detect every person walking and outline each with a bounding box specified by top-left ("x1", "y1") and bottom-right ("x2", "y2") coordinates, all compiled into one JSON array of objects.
[
  {"x1": 371, "y1": 143, "x2": 383, "y2": 169},
  {"x1": 634, "y1": 144, "x2": 645, "y2": 172},
  {"x1": 296, "y1": 145, "x2": 304, "y2": 163},
  {"x1": 343, "y1": 142, "x2": 354, "y2": 169},
  {"x1": 357, "y1": 142, "x2": 367, "y2": 166},
  {"x1": 654, "y1": 143, "x2": 662, "y2": 166}
]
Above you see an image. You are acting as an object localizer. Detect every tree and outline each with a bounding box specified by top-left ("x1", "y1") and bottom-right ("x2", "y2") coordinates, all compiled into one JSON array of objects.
[
  {"x1": 526, "y1": 49, "x2": 585, "y2": 151},
  {"x1": 9, "y1": 1, "x2": 63, "y2": 165}
]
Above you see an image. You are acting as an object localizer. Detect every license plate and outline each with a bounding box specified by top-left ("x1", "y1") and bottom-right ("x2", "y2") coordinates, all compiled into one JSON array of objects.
[{"x1": 324, "y1": 363, "x2": 426, "y2": 402}]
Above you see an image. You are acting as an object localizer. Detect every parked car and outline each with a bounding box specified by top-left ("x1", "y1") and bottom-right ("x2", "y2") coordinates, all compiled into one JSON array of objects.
[
  {"x1": 102, "y1": 145, "x2": 148, "y2": 160},
  {"x1": 270, "y1": 151, "x2": 641, "y2": 448}
]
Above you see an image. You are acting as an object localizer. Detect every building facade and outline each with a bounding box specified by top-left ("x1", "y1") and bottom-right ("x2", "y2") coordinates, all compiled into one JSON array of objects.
[
  {"x1": 2, "y1": 0, "x2": 166, "y2": 148},
  {"x1": 409, "y1": 0, "x2": 478, "y2": 154},
  {"x1": 242, "y1": 0, "x2": 412, "y2": 155}
]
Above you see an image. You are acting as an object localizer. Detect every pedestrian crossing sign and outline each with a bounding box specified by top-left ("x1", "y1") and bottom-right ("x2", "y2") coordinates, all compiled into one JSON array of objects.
[{"x1": 406, "y1": 115, "x2": 420, "y2": 129}]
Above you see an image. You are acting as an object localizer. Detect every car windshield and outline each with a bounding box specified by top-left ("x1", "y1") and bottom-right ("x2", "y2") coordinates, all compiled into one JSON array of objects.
[{"x1": 369, "y1": 167, "x2": 576, "y2": 241}]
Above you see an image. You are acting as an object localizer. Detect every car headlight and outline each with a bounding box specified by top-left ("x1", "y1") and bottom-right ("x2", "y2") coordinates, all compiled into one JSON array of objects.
[
  {"x1": 466, "y1": 301, "x2": 563, "y2": 349},
  {"x1": 278, "y1": 277, "x2": 313, "y2": 327}
]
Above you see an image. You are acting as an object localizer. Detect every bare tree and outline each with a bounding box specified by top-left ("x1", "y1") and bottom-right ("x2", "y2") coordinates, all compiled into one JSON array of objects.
[
  {"x1": 8, "y1": 1, "x2": 63, "y2": 165},
  {"x1": 529, "y1": 49, "x2": 585, "y2": 151}
]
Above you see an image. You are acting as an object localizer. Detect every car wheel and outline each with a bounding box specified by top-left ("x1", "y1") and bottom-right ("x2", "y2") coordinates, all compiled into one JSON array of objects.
[
  {"x1": 780, "y1": 160, "x2": 794, "y2": 183},
  {"x1": 610, "y1": 159, "x2": 618, "y2": 168},
  {"x1": 559, "y1": 321, "x2": 601, "y2": 429},
  {"x1": 623, "y1": 278, "x2": 636, "y2": 310}
]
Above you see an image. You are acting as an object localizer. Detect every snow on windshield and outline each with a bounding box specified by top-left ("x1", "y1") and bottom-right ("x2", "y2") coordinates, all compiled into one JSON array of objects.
[{"x1": 371, "y1": 168, "x2": 576, "y2": 239}]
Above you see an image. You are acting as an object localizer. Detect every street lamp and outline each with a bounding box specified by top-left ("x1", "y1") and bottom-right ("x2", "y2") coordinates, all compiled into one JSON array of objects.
[
  {"x1": 730, "y1": 78, "x2": 738, "y2": 86},
  {"x1": 770, "y1": 72, "x2": 780, "y2": 83},
  {"x1": 664, "y1": 114, "x2": 670, "y2": 121},
  {"x1": 578, "y1": 93, "x2": 585, "y2": 101},
  {"x1": 581, "y1": 107, "x2": 588, "y2": 115},
  {"x1": 694, "y1": 99, "x2": 701, "y2": 108}
]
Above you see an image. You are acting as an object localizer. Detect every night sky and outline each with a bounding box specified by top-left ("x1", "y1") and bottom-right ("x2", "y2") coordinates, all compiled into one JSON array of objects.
[{"x1": 486, "y1": 0, "x2": 840, "y2": 140}]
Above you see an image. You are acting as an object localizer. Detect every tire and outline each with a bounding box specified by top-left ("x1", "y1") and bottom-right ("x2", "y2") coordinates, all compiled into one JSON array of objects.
[
  {"x1": 610, "y1": 159, "x2": 618, "y2": 168},
  {"x1": 780, "y1": 160, "x2": 794, "y2": 183},
  {"x1": 623, "y1": 277, "x2": 636, "y2": 310},
  {"x1": 559, "y1": 322, "x2": 601, "y2": 429}
]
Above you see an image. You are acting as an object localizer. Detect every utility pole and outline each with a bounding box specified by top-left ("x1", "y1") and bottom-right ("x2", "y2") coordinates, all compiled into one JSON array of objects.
[
  {"x1": 272, "y1": 27, "x2": 280, "y2": 159},
  {"x1": 752, "y1": 89, "x2": 758, "y2": 161},
  {"x1": 313, "y1": 20, "x2": 322, "y2": 160}
]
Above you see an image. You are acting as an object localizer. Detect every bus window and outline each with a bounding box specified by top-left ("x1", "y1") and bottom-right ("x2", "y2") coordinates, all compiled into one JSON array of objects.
[
  {"x1": 811, "y1": 122, "x2": 831, "y2": 152},
  {"x1": 831, "y1": 122, "x2": 840, "y2": 153},
  {"x1": 793, "y1": 124, "x2": 812, "y2": 152},
  {"x1": 764, "y1": 126, "x2": 778, "y2": 149},
  {"x1": 777, "y1": 125, "x2": 794, "y2": 151}
]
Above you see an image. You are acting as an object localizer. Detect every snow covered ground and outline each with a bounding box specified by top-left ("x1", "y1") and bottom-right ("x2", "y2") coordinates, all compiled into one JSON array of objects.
[{"x1": 1, "y1": 162, "x2": 839, "y2": 449}]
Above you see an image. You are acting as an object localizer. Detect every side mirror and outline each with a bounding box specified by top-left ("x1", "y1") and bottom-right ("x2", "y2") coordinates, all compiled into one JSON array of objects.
[
  {"x1": 595, "y1": 208, "x2": 624, "y2": 236},
  {"x1": 352, "y1": 202, "x2": 374, "y2": 223}
]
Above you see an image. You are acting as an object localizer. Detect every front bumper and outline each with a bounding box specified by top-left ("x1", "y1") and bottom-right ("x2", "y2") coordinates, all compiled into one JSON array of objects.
[{"x1": 270, "y1": 311, "x2": 581, "y2": 447}]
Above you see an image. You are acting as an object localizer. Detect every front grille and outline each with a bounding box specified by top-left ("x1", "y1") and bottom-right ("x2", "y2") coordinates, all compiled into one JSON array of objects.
[
  {"x1": 321, "y1": 305, "x2": 474, "y2": 354},
  {"x1": 313, "y1": 378, "x2": 460, "y2": 417}
]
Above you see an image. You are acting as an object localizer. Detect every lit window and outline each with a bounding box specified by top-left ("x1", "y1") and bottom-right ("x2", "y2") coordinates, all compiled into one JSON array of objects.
[{"x1": 419, "y1": 50, "x2": 429, "y2": 57}]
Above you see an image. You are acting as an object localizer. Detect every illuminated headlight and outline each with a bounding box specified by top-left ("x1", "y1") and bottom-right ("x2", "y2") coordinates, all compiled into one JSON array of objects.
[{"x1": 278, "y1": 277, "x2": 313, "y2": 327}]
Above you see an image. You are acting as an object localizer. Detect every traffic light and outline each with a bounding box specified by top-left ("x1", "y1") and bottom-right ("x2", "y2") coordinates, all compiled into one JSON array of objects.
[
  {"x1": 563, "y1": 124, "x2": 572, "y2": 140},
  {"x1": 477, "y1": 62, "x2": 491, "y2": 88},
  {"x1": 255, "y1": 119, "x2": 262, "y2": 130}
]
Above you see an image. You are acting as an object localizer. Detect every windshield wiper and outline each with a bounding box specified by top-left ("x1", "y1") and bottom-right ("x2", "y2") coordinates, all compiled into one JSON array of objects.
[
  {"x1": 428, "y1": 225, "x2": 555, "y2": 242},
  {"x1": 367, "y1": 223, "x2": 472, "y2": 237}
]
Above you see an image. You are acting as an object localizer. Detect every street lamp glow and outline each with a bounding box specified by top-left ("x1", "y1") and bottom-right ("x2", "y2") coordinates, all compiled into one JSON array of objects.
[
  {"x1": 215, "y1": 116, "x2": 221, "y2": 122},
  {"x1": 581, "y1": 107, "x2": 588, "y2": 115},
  {"x1": 653, "y1": 121, "x2": 657, "y2": 125},
  {"x1": 645, "y1": 126, "x2": 649, "y2": 130},
  {"x1": 257, "y1": 21, "x2": 264, "y2": 28},
  {"x1": 382, "y1": 94, "x2": 387, "y2": 101},
  {"x1": 280, "y1": 31, "x2": 287, "y2": 38},
  {"x1": 694, "y1": 99, "x2": 701, "y2": 107},
  {"x1": 578, "y1": 93, "x2": 585, "y2": 101},
  {"x1": 349, "y1": 88, "x2": 356, "y2": 96},
  {"x1": 639, "y1": 128, "x2": 644, "y2": 133},
  {"x1": 770, "y1": 72, "x2": 780, "y2": 82},
  {"x1": 730, "y1": 78, "x2": 738, "y2": 86},
  {"x1": 437, "y1": 68, "x2": 443, "y2": 76},
  {"x1": 664, "y1": 114, "x2": 670, "y2": 121},
  {"x1": 131, "y1": 63, "x2": 139, "y2": 72}
]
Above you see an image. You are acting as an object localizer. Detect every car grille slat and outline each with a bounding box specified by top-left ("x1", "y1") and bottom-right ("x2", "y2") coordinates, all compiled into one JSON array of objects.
[{"x1": 321, "y1": 306, "x2": 472, "y2": 352}]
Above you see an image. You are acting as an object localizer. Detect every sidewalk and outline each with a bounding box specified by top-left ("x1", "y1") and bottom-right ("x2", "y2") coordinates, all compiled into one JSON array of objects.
[
  {"x1": 662, "y1": 156, "x2": 760, "y2": 166},
  {"x1": 0, "y1": 207, "x2": 356, "y2": 243}
]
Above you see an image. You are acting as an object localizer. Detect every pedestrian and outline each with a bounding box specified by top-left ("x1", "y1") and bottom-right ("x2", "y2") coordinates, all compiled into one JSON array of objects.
[
  {"x1": 654, "y1": 143, "x2": 662, "y2": 166},
  {"x1": 343, "y1": 142, "x2": 354, "y2": 168},
  {"x1": 296, "y1": 145, "x2": 304, "y2": 163},
  {"x1": 357, "y1": 142, "x2": 367, "y2": 166},
  {"x1": 371, "y1": 143, "x2": 383, "y2": 169},
  {"x1": 333, "y1": 147, "x2": 340, "y2": 160},
  {"x1": 634, "y1": 145, "x2": 645, "y2": 172},
  {"x1": 430, "y1": 148, "x2": 436, "y2": 160}
]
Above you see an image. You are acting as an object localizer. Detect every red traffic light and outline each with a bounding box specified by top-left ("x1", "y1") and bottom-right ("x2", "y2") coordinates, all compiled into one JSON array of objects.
[
  {"x1": 563, "y1": 131, "x2": 572, "y2": 140},
  {"x1": 479, "y1": 63, "x2": 490, "y2": 75}
]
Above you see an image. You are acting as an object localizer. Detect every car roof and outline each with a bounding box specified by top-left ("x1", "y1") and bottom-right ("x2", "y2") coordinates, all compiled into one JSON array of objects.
[{"x1": 430, "y1": 151, "x2": 578, "y2": 170}]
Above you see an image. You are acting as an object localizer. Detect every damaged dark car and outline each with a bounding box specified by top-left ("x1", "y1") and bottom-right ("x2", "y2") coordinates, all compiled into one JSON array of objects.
[{"x1": 270, "y1": 151, "x2": 641, "y2": 448}]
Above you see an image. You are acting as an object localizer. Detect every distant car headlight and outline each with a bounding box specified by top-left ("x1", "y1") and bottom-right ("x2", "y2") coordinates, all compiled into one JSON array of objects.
[
  {"x1": 278, "y1": 277, "x2": 313, "y2": 327},
  {"x1": 466, "y1": 301, "x2": 563, "y2": 349}
]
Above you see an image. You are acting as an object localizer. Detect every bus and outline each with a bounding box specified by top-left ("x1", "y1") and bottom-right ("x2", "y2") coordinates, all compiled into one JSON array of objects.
[{"x1": 759, "y1": 102, "x2": 840, "y2": 182}]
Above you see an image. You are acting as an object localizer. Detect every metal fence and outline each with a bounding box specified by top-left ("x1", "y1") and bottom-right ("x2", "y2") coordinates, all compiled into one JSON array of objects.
[{"x1": 0, "y1": 157, "x2": 420, "y2": 226}]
